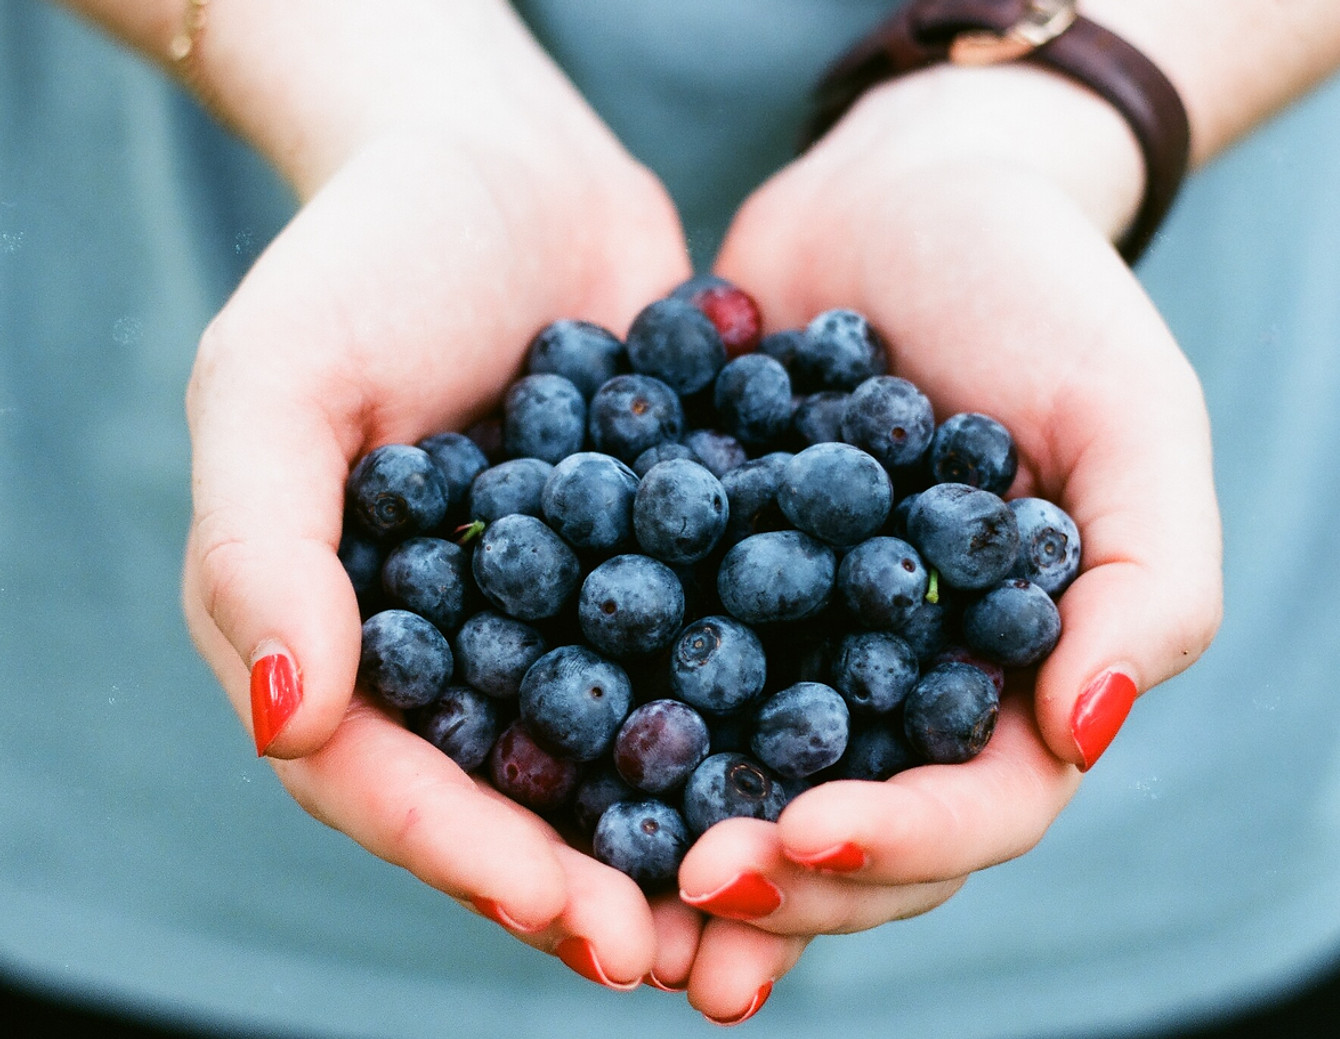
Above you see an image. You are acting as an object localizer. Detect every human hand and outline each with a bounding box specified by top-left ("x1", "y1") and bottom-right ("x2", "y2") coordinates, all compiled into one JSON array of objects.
[{"x1": 679, "y1": 62, "x2": 1223, "y2": 941}]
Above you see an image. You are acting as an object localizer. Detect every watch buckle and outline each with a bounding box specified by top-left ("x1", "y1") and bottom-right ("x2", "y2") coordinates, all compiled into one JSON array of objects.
[{"x1": 948, "y1": 0, "x2": 1078, "y2": 65}]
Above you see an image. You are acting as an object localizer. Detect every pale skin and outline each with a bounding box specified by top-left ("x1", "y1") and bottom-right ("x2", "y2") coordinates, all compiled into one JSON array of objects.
[{"x1": 53, "y1": 0, "x2": 1340, "y2": 1024}]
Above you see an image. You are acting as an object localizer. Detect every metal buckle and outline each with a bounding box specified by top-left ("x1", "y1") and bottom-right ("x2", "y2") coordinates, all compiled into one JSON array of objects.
[{"x1": 948, "y1": 0, "x2": 1078, "y2": 65}]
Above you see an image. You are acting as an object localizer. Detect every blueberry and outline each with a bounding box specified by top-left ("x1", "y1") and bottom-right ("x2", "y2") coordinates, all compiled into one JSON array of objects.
[
  {"x1": 751, "y1": 681, "x2": 850, "y2": 779},
  {"x1": 719, "y1": 452, "x2": 792, "y2": 547},
  {"x1": 625, "y1": 297, "x2": 727, "y2": 396},
  {"x1": 840, "y1": 376, "x2": 935, "y2": 471},
  {"x1": 792, "y1": 390, "x2": 850, "y2": 446},
  {"x1": 572, "y1": 764, "x2": 638, "y2": 836},
  {"x1": 794, "y1": 308, "x2": 888, "y2": 391},
  {"x1": 961, "y1": 578, "x2": 1062, "y2": 667},
  {"x1": 587, "y1": 373, "x2": 685, "y2": 463},
  {"x1": 577, "y1": 554, "x2": 685, "y2": 658},
  {"x1": 778, "y1": 443, "x2": 892, "y2": 546},
  {"x1": 717, "y1": 530, "x2": 836, "y2": 625},
  {"x1": 903, "y1": 661, "x2": 1000, "y2": 764},
  {"x1": 927, "y1": 645, "x2": 1006, "y2": 696},
  {"x1": 904, "y1": 483, "x2": 1020, "y2": 590},
  {"x1": 488, "y1": 719, "x2": 580, "y2": 813},
  {"x1": 683, "y1": 429, "x2": 748, "y2": 478},
  {"x1": 614, "y1": 699, "x2": 711, "y2": 794},
  {"x1": 672, "y1": 275, "x2": 762, "y2": 357},
  {"x1": 452, "y1": 610, "x2": 547, "y2": 700},
  {"x1": 358, "y1": 609, "x2": 454, "y2": 710},
  {"x1": 518, "y1": 644, "x2": 633, "y2": 761},
  {"x1": 346, "y1": 443, "x2": 449, "y2": 541},
  {"x1": 417, "y1": 431, "x2": 490, "y2": 518},
  {"x1": 669, "y1": 614, "x2": 768, "y2": 715},
  {"x1": 682, "y1": 752, "x2": 791, "y2": 835},
  {"x1": 540, "y1": 451, "x2": 639, "y2": 554},
  {"x1": 467, "y1": 457, "x2": 554, "y2": 523},
  {"x1": 899, "y1": 594, "x2": 957, "y2": 662},
  {"x1": 471, "y1": 513, "x2": 580, "y2": 620},
  {"x1": 633, "y1": 458, "x2": 729, "y2": 565},
  {"x1": 526, "y1": 319, "x2": 626, "y2": 399},
  {"x1": 338, "y1": 527, "x2": 385, "y2": 616},
  {"x1": 928, "y1": 412, "x2": 1018, "y2": 495},
  {"x1": 831, "y1": 631, "x2": 920, "y2": 716},
  {"x1": 593, "y1": 799, "x2": 691, "y2": 889},
  {"x1": 830, "y1": 722, "x2": 922, "y2": 781},
  {"x1": 380, "y1": 537, "x2": 472, "y2": 634},
  {"x1": 713, "y1": 353, "x2": 793, "y2": 447},
  {"x1": 836, "y1": 536, "x2": 929, "y2": 631},
  {"x1": 1009, "y1": 497, "x2": 1082, "y2": 597},
  {"x1": 632, "y1": 441, "x2": 695, "y2": 477},
  {"x1": 408, "y1": 685, "x2": 503, "y2": 773},
  {"x1": 502, "y1": 373, "x2": 587, "y2": 464}
]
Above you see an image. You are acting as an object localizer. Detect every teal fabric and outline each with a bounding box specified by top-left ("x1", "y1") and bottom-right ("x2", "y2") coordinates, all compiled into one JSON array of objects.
[{"x1": 3, "y1": 2, "x2": 1340, "y2": 1036}]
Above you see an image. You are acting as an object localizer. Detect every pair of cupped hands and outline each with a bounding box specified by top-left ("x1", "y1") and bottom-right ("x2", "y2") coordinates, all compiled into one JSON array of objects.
[{"x1": 178, "y1": 7, "x2": 1221, "y2": 1024}]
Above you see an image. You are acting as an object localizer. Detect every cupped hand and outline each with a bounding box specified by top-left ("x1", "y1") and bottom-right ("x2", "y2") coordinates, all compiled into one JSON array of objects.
[{"x1": 682, "y1": 65, "x2": 1223, "y2": 941}]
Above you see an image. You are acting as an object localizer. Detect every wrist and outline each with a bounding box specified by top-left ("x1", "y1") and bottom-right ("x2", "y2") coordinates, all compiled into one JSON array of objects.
[{"x1": 824, "y1": 61, "x2": 1144, "y2": 246}]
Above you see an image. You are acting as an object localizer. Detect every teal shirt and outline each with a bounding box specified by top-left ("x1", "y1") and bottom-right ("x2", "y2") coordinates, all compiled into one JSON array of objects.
[{"x1": 4, "y1": 2, "x2": 1340, "y2": 1036}]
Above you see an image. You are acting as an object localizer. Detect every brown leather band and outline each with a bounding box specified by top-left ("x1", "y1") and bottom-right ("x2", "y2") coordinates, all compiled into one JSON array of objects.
[{"x1": 802, "y1": 0, "x2": 1191, "y2": 263}]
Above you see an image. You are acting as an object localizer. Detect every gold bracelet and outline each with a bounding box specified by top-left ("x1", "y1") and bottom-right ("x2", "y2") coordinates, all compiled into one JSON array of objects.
[{"x1": 168, "y1": 0, "x2": 209, "y2": 65}]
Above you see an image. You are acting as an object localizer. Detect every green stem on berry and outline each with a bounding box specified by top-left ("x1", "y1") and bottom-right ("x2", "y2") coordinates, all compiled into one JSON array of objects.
[
  {"x1": 926, "y1": 568, "x2": 940, "y2": 605},
  {"x1": 453, "y1": 519, "x2": 486, "y2": 546}
]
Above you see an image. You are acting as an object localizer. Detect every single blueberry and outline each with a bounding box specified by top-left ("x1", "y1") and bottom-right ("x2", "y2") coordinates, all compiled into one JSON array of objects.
[
  {"x1": 792, "y1": 390, "x2": 850, "y2": 446},
  {"x1": 751, "y1": 682, "x2": 850, "y2": 779},
  {"x1": 1009, "y1": 497, "x2": 1082, "y2": 597},
  {"x1": 669, "y1": 614, "x2": 768, "y2": 716},
  {"x1": 525, "y1": 319, "x2": 626, "y2": 399},
  {"x1": 928, "y1": 412, "x2": 1018, "y2": 495},
  {"x1": 625, "y1": 297, "x2": 727, "y2": 396},
  {"x1": 632, "y1": 440, "x2": 696, "y2": 477},
  {"x1": 840, "y1": 375, "x2": 936, "y2": 472},
  {"x1": 338, "y1": 527, "x2": 385, "y2": 616},
  {"x1": 717, "y1": 530, "x2": 836, "y2": 625},
  {"x1": 633, "y1": 458, "x2": 729, "y2": 565},
  {"x1": 502, "y1": 373, "x2": 587, "y2": 464},
  {"x1": 962, "y1": 578, "x2": 1063, "y2": 667},
  {"x1": 614, "y1": 699, "x2": 711, "y2": 794},
  {"x1": 358, "y1": 609, "x2": 454, "y2": 710},
  {"x1": 593, "y1": 799, "x2": 691, "y2": 889},
  {"x1": 467, "y1": 457, "x2": 554, "y2": 523},
  {"x1": 683, "y1": 428, "x2": 748, "y2": 478},
  {"x1": 380, "y1": 536, "x2": 472, "y2": 634},
  {"x1": 471, "y1": 513, "x2": 580, "y2": 620},
  {"x1": 793, "y1": 309, "x2": 888, "y2": 391},
  {"x1": 408, "y1": 684, "x2": 503, "y2": 773},
  {"x1": 488, "y1": 719, "x2": 580, "y2": 813},
  {"x1": 346, "y1": 443, "x2": 449, "y2": 541},
  {"x1": 905, "y1": 483, "x2": 1021, "y2": 591},
  {"x1": 903, "y1": 661, "x2": 1000, "y2": 764},
  {"x1": 587, "y1": 373, "x2": 685, "y2": 463},
  {"x1": 837, "y1": 536, "x2": 929, "y2": 630},
  {"x1": 417, "y1": 431, "x2": 490, "y2": 518},
  {"x1": 682, "y1": 752, "x2": 791, "y2": 835},
  {"x1": 452, "y1": 610, "x2": 547, "y2": 700},
  {"x1": 778, "y1": 442, "x2": 892, "y2": 546},
  {"x1": 518, "y1": 644, "x2": 633, "y2": 762},
  {"x1": 541, "y1": 451, "x2": 639, "y2": 554},
  {"x1": 713, "y1": 353, "x2": 793, "y2": 447},
  {"x1": 572, "y1": 764, "x2": 638, "y2": 836},
  {"x1": 719, "y1": 452, "x2": 792, "y2": 547},
  {"x1": 830, "y1": 722, "x2": 922, "y2": 781},
  {"x1": 831, "y1": 630, "x2": 920, "y2": 716},
  {"x1": 577, "y1": 554, "x2": 686, "y2": 658}
]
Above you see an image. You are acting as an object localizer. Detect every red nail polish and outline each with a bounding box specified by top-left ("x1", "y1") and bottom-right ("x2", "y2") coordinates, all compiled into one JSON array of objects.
[
  {"x1": 471, "y1": 897, "x2": 544, "y2": 935},
  {"x1": 1072, "y1": 670, "x2": 1137, "y2": 771},
  {"x1": 681, "y1": 873, "x2": 782, "y2": 920},
  {"x1": 643, "y1": 970, "x2": 688, "y2": 993},
  {"x1": 787, "y1": 842, "x2": 866, "y2": 873},
  {"x1": 250, "y1": 653, "x2": 301, "y2": 757},
  {"x1": 705, "y1": 980, "x2": 773, "y2": 1026},
  {"x1": 556, "y1": 937, "x2": 640, "y2": 991}
]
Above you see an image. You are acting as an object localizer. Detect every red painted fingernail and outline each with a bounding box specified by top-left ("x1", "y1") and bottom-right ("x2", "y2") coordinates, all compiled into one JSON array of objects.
[
  {"x1": 680, "y1": 873, "x2": 783, "y2": 920},
  {"x1": 471, "y1": 897, "x2": 544, "y2": 935},
  {"x1": 705, "y1": 980, "x2": 773, "y2": 1026},
  {"x1": 787, "y1": 842, "x2": 866, "y2": 873},
  {"x1": 643, "y1": 970, "x2": 688, "y2": 993},
  {"x1": 250, "y1": 652, "x2": 301, "y2": 756},
  {"x1": 1071, "y1": 670, "x2": 1137, "y2": 771},
  {"x1": 556, "y1": 937, "x2": 640, "y2": 991}
]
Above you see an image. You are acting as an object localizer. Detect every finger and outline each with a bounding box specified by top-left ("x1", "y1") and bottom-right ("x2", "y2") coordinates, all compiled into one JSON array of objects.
[
  {"x1": 270, "y1": 694, "x2": 569, "y2": 933},
  {"x1": 643, "y1": 895, "x2": 703, "y2": 993},
  {"x1": 687, "y1": 917, "x2": 808, "y2": 1027}
]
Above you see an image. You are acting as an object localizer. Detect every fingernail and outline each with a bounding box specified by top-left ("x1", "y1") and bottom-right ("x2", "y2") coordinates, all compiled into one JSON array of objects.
[
  {"x1": 786, "y1": 842, "x2": 866, "y2": 873},
  {"x1": 471, "y1": 897, "x2": 545, "y2": 935},
  {"x1": 556, "y1": 937, "x2": 641, "y2": 991},
  {"x1": 705, "y1": 980, "x2": 774, "y2": 1026},
  {"x1": 680, "y1": 873, "x2": 783, "y2": 920},
  {"x1": 1072, "y1": 670, "x2": 1137, "y2": 771},
  {"x1": 250, "y1": 651, "x2": 301, "y2": 756},
  {"x1": 644, "y1": 970, "x2": 688, "y2": 993}
]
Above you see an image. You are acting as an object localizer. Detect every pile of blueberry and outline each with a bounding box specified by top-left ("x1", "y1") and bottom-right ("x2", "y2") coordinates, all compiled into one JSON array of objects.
[{"x1": 339, "y1": 277, "x2": 1081, "y2": 889}]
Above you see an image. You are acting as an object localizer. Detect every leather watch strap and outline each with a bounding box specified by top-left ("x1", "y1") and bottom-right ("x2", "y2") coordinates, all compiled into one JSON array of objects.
[{"x1": 802, "y1": 0, "x2": 1191, "y2": 263}]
